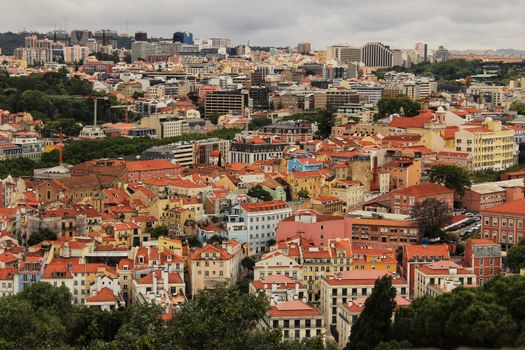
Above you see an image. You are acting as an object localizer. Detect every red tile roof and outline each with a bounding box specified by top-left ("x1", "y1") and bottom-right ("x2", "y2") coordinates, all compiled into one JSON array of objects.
[
  {"x1": 482, "y1": 198, "x2": 525, "y2": 216},
  {"x1": 126, "y1": 159, "x2": 180, "y2": 172},
  {"x1": 404, "y1": 244, "x2": 450, "y2": 261},
  {"x1": 391, "y1": 183, "x2": 454, "y2": 197},
  {"x1": 388, "y1": 109, "x2": 434, "y2": 129},
  {"x1": 268, "y1": 300, "x2": 321, "y2": 317},
  {"x1": 86, "y1": 287, "x2": 117, "y2": 303},
  {"x1": 240, "y1": 200, "x2": 289, "y2": 213}
]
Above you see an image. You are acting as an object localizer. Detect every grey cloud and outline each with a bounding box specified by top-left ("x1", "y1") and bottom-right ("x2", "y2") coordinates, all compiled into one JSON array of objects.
[{"x1": 1, "y1": 0, "x2": 524, "y2": 50}]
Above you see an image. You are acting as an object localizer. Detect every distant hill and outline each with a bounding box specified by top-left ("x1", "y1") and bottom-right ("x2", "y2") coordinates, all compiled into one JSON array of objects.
[{"x1": 0, "y1": 31, "x2": 44, "y2": 55}]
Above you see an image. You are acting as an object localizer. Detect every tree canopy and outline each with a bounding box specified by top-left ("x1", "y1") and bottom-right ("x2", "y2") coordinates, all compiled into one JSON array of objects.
[
  {"x1": 507, "y1": 238, "x2": 525, "y2": 272},
  {"x1": 429, "y1": 165, "x2": 471, "y2": 197},
  {"x1": 346, "y1": 276, "x2": 397, "y2": 350},
  {"x1": 247, "y1": 185, "x2": 273, "y2": 201},
  {"x1": 27, "y1": 228, "x2": 57, "y2": 246},
  {"x1": 377, "y1": 96, "x2": 421, "y2": 118},
  {"x1": 412, "y1": 197, "x2": 452, "y2": 239},
  {"x1": 391, "y1": 277, "x2": 524, "y2": 348}
]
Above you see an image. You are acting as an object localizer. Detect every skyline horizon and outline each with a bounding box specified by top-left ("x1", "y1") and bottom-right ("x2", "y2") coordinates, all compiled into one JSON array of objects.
[{"x1": 2, "y1": 0, "x2": 525, "y2": 52}]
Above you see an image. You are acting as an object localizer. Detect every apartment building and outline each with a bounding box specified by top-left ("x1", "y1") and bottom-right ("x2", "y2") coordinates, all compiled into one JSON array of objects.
[
  {"x1": 414, "y1": 261, "x2": 476, "y2": 298},
  {"x1": 337, "y1": 296, "x2": 411, "y2": 348},
  {"x1": 480, "y1": 198, "x2": 525, "y2": 250},
  {"x1": 263, "y1": 300, "x2": 324, "y2": 341},
  {"x1": 190, "y1": 240, "x2": 242, "y2": 295},
  {"x1": 454, "y1": 118, "x2": 516, "y2": 171},
  {"x1": 390, "y1": 183, "x2": 455, "y2": 215},
  {"x1": 402, "y1": 244, "x2": 450, "y2": 296},
  {"x1": 465, "y1": 239, "x2": 502, "y2": 285},
  {"x1": 319, "y1": 271, "x2": 408, "y2": 332},
  {"x1": 229, "y1": 200, "x2": 292, "y2": 255}
]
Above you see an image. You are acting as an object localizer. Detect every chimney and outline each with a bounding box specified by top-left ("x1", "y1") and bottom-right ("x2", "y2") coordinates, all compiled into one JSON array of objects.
[
  {"x1": 152, "y1": 271, "x2": 158, "y2": 295},
  {"x1": 162, "y1": 270, "x2": 169, "y2": 293}
]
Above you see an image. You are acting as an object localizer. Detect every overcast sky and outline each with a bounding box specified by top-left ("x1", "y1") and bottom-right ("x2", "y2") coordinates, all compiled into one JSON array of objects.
[{"x1": 3, "y1": 0, "x2": 524, "y2": 50}]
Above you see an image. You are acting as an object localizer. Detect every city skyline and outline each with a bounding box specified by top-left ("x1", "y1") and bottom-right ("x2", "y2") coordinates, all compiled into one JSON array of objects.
[{"x1": 3, "y1": 0, "x2": 525, "y2": 51}]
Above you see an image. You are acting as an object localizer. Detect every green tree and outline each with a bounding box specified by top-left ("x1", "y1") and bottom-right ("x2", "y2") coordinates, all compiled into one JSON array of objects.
[
  {"x1": 112, "y1": 303, "x2": 165, "y2": 350},
  {"x1": 165, "y1": 285, "x2": 270, "y2": 349},
  {"x1": 316, "y1": 108, "x2": 335, "y2": 139},
  {"x1": 377, "y1": 95, "x2": 421, "y2": 118},
  {"x1": 206, "y1": 234, "x2": 227, "y2": 245},
  {"x1": 249, "y1": 116, "x2": 273, "y2": 130},
  {"x1": 146, "y1": 225, "x2": 169, "y2": 239},
  {"x1": 507, "y1": 238, "x2": 525, "y2": 272},
  {"x1": 346, "y1": 276, "x2": 397, "y2": 350},
  {"x1": 429, "y1": 165, "x2": 471, "y2": 197},
  {"x1": 297, "y1": 189, "x2": 310, "y2": 199},
  {"x1": 412, "y1": 197, "x2": 452, "y2": 239},
  {"x1": 187, "y1": 236, "x2": 203, "y2": 248},
  {"x1": 208, "y1": 113, "x2": 220, "y2": 125},
  {"x1": 242, "y1": 256, "x2": 256, "y2": 279},
  {"x1": 248, "y1": 185, "x2": 273, "y2": 201},
  {"x1": 27, "y1": 228, "x2": 57, "y2": 246},
  {"x1": 510, "y1": 101, "x2": 525, "y2": 115}
]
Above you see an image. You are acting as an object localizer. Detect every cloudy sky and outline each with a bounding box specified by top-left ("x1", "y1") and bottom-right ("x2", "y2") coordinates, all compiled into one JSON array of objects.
[{"x1": 3, "y1": 0, "x2": 524, "y2": 50}]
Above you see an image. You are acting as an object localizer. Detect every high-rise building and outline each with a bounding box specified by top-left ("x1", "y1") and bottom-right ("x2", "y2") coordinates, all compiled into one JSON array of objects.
[
  {"x1": 434, "y1": 45, "x2": 449, "y2": 63},
  {"x1": 173, "y1": 31, "x2": 193, "y2": 44},
  {"x1": 70, "y1": 29, "x2": 91, "y2": 46},
  {"x1": 204, "y1": 91, "x2": 248, "y2": 117},
  {"x1": 46, "y1": 30, "x2": 70, "y2": 44},
  {"x1": 94, "y1": 29, "x2": 118, "y2": 48},
  {"x1": 326, "y1": 45, "x2": 361, "y2": 64},
  {"x1": 297, "y1": 42, "x2": 312, "y2": 55},
  {"x1": 210, "y1": 37, "x2": 230, "y2": 49},
  {"x1": 361, "y1": 42, "x2": 393, "y2": 68},
  {"x1": 392, "y1": 49, "x2": 403, "y2": 67},
  {"x1": 134, "y1": 31, "x2": 147, "y2": 42},
  {"x1": 424, "y1": 43, "x2": 428, "y2": 62},
  {"x1": 64, "y1": 45, "x2": 89, "y2": 63}
]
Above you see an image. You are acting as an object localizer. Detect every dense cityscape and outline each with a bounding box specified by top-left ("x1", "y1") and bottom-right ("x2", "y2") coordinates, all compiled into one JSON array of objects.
[{"x1": 2, "y1": 3, "x2": 525, "y2": 348}]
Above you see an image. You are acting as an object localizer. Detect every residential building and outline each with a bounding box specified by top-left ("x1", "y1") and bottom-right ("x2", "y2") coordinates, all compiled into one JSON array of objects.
[
  {"x1": 480, "y1": 198, "x2": 525, "y2": 250},
  {"x1": 454, "y1": 118, "x2": 516, "y2": 171},
  {"x1": 402, "y1": 244, "x2": 450, "y2": 296},
  {"x1": 390, "y1": 183, "x2": 455, "y2": 215},
  {"x1": 414, "y1": 260, "x2": 476, "y2": 298},
  {"x1": 263, "y1": 300, "x2": 324, "y2": 341},
  {"x1": 382, "y1": 159, "x2": 421, "y2": 191},
  {"x1": 254, "y1": 251, "x2": 302, "y2": 281},
  {"x1": 230, "y1": 200, "x2": 292, "y2": 255},
  {"x1": 276, "y1": 211, "x2": 352, "y2": 248},
  {"x1": 249, "y1": 275, "x2": 308, "y2": 305},
  {"x1": 337, "y1": 296, "x2": 410, "y2": 348},
  {"x1": 190, "y1": 240, "x2": 242, "y2": 295},
  {"x1": 320, "y1": 270, "x2": 408, "y2": 333},
  {"x1": 465, "y1": 239, "x2": 502, "y2": 285}
]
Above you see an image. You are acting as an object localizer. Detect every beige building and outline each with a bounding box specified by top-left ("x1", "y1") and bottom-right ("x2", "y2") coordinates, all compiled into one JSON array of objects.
[
  {"x1": 263, "y1": 300, "x2": 324, "y2": 341},
  {"x1": 454, "y1": 118, "x2": 516, "y2": 171},
  {"x1": 413, "y1": 261, "x2": 476, "y2": 298},
  {"x1": 190, "y1": 240, "x2": 242, "y2": 295},
  {"x1": 319, "y1": 271, "x2": 408, "y2": 333},
  {"x1": 329, "y1": 180, "x2": 365, "y2": 211},
  {"x1": 254, "y1": 251, "x2": 302, "y2": 281}
]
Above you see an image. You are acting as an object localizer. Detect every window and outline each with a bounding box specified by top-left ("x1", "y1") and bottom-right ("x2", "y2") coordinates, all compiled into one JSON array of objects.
[{"x1": 284, "y1": 320, "x2": 289, "y2": 328}]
